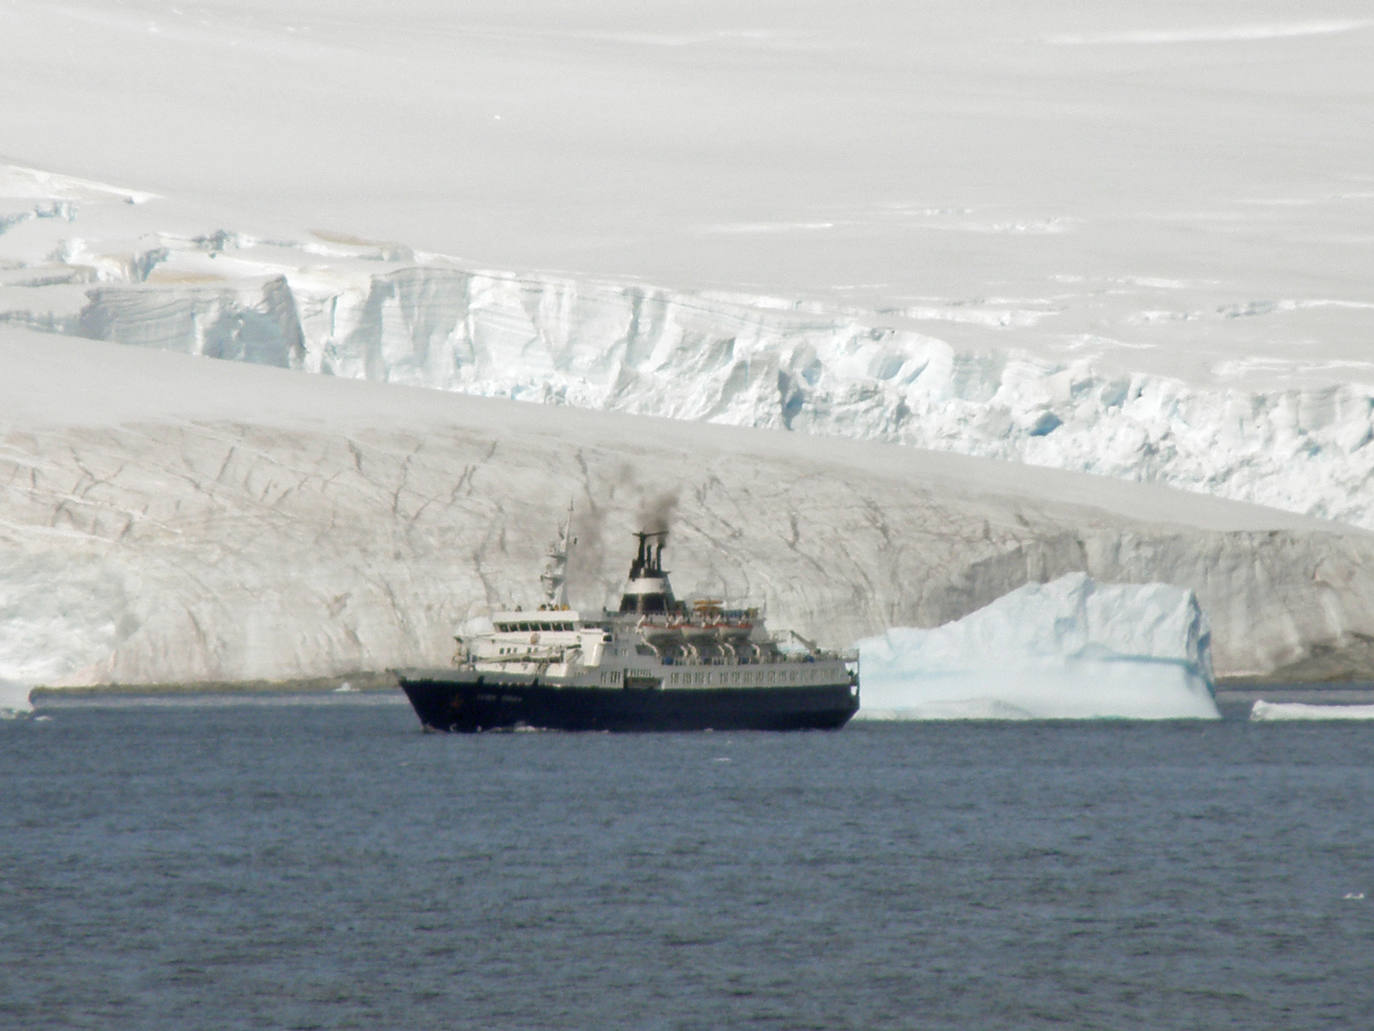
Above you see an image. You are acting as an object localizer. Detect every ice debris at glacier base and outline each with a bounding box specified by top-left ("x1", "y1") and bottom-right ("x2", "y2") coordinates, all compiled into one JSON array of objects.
[
  {"x1": 0, "y1": 679, "x2": 33, "y2": 716},
  {"x1": 856, "y1": 573, "x2": 1218, "y2": 720}
]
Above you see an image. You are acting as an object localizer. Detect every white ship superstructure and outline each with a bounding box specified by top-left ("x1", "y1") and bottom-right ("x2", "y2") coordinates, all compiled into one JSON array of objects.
[
  {"x1": 397, "y1": 509, "x2": 860, "y2": 732},
  {"x1": 461, "y1": 519, "x2": 854, "y2": 689}
]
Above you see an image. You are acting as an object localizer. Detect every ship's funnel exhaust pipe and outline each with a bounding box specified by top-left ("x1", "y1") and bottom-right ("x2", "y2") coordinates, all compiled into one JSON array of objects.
[
  {"x1": 621, "y1": 530, "x2": 673, "y2": 614},
  {"x1": 629, "y1": 530, "x2": 667, "y2": 579}
]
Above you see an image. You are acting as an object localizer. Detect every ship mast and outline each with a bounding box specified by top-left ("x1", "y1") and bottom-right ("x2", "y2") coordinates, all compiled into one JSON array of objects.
[{"x1": 539, "y1": 501, "x2": 576, "y2": 608}]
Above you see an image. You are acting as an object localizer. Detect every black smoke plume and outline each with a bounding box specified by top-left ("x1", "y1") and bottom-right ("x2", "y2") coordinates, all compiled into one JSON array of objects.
[{"x1": 637, "y1": 490, "x2": 679, "y2": 535}]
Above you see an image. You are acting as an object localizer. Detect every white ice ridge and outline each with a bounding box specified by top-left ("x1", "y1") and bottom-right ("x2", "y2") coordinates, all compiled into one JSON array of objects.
[
  {"x1": 1045, "y1": 20, "x2": 1374, "y2": 46},
  {"x1": 2, "y1": 210, "x2": 1371, "y2": 528},
  {"x1": 0, "y1": 163, "x2": 158, "y2": 205},
  {"x1": 856, "y1": 573, "x2": 1218, "y2": 720},
  {"x1": 1250, "y1": 700, "x2": 1374, "y2": 721}
]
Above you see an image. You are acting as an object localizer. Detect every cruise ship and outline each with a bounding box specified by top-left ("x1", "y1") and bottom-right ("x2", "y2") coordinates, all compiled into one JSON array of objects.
[{"x1": 396, "y1": 512, "x2": 859, "y2": 731}]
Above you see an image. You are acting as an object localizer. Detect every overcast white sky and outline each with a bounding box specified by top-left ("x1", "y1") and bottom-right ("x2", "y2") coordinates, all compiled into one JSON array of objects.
[{"x1": 5, "y1": 0, "x2": 1371, "y2": 307}]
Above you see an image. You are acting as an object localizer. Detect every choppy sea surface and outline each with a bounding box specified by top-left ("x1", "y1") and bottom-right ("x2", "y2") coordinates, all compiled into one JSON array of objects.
[{"x1": 4, "y1": 693, "x2": 1373, "y2": 1030}]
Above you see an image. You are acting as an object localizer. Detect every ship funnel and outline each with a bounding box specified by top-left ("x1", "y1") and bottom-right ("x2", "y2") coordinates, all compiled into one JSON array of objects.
[{"x1": 619, "y1": 530, "x2": 677, "y2": 615}]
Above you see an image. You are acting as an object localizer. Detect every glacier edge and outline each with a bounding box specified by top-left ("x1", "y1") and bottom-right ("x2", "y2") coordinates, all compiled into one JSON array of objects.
[{"x1": 2, "y1": 195, "x2": 1371, "y2": 530}]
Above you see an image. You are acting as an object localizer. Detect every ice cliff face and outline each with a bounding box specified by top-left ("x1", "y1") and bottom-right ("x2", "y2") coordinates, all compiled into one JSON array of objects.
[
  {"x1": 78, "y1": 275, "x2": 307, "y2": 369},
  {"x1": 73, "y1": 265, "x2": 1374, "y2": 530},
  {"x1": 3, "y1": 330, "x2": 1373, "y2": 690},
  {"x1": 4, "y1": 169, "x2": 1374, "y2": 692},
  {"x1": 3, "y1": 196, "x2": 1371, "y2": 530}
]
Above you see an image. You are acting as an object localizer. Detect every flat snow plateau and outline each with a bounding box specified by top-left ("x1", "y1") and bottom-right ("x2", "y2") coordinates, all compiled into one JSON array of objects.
[{"x1": 2, "y1": 1, "x2": 1373, "y2": 691}]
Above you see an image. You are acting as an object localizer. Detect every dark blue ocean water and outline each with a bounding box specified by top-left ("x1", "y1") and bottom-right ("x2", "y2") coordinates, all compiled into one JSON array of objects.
[{"x1": 3, "y1": 695, "x2": 1373, "y2": 1030}]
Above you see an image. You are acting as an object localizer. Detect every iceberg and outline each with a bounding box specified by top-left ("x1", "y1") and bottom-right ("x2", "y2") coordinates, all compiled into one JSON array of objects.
[
  {"x1": 856, "y1": 573, "x2": 1218, "y2": 720},
  {"x1": 1250, "y1": 700, "x2": 1374, "y2": 721}
]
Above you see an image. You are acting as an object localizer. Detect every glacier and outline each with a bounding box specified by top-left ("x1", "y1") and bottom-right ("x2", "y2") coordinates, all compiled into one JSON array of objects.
[
  {"x1": 2, "y1": 0, "x2": 1370, "y2": 540},
  {"x1": 856, "y1": 574, "x2": 1218, "y2": 720},
  {"x1": 3, "y1": 328, "x2": 1374, "y2": 694},
  {"x1": 2, "y1": 1, "x2": 1373, "y2": 694},
  {"x1": 2, "y1": 204, "x2": 1372, "y2": 530}
]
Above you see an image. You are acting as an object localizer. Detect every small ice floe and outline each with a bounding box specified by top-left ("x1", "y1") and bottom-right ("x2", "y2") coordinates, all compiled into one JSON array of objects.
[
  {"x1": 1250, "y1": 700, "x2": 1374, "y2": 721},
  {"x1": 1, "y1": 679, "x2": 34, "y2": 718}
]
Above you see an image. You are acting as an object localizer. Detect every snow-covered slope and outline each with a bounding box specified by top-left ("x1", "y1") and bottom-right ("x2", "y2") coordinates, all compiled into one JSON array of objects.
[
  {"x1": 3, "y1": 179, "x2": 1371, "y2": 529},
  {"x1": 857, "y1": 574, "x2": 1218, "y2": 719},
  {"x1": 3, "y1": 329, "x2": 1373, "y2": 692}
]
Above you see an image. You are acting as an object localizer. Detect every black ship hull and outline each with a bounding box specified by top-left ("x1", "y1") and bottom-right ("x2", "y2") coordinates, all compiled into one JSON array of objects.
[{"x1": 397, "y1": 670, "x2": 859, "y2": 732}]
